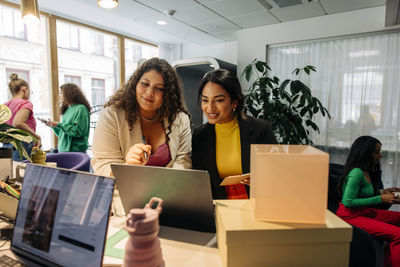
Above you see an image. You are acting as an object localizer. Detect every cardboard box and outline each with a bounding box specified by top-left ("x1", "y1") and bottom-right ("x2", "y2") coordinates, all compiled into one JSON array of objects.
[
  {"x1": 0, "y1": 192, "x2": 19, "y2": 220},
  {"x1": 0, "y1": 147, "x2": 13, "y2": 180},
  {"x1": 215, "y1": 200, "x2": 351, "y2": 267},
  {"x1": 250, "y1": 145, "x2": 329, "y2": 224}
]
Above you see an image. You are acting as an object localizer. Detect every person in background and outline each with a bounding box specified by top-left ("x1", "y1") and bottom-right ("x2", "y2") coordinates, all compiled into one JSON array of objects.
[
  {"x1": 91, "y1": 57, "x2": 191, "y2": 176},
  {"x1": 336, "y1": 136, "x2": 400, "y2": 267},
  {"x1": 192, "y1": 69, "x2": 277, "y2": 199},
  {"x1": 3, "y1": 73, "x2": 41, "y2": 161},
  {"x1": 43, "y1": 83, "x2": 90, "y2": 153}
]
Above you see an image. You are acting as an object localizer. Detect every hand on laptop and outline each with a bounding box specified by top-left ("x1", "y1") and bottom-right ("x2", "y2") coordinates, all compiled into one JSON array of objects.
[{"x1": 125, "y1": 143, "x2": 152, "y2": 165}]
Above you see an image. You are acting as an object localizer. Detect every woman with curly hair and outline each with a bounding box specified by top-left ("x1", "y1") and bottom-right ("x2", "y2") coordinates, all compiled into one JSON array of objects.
[
  {"x1": 44, "y1": 83, "x2": 91, "y2": 152},
  {"x1": 91, "y1": 57, "x2": 191, "y2": 176}
]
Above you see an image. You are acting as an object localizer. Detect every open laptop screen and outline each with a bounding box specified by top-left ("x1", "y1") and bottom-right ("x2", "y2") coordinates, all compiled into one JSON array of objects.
[{"x1": 11, "y1": 164, "x2": 114, "y2": 267}]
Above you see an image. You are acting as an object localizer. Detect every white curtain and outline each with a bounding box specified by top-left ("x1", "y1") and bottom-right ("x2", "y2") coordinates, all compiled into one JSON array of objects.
[{"x1": 268, "y1": 32, "x2": 400, "y2": 192}]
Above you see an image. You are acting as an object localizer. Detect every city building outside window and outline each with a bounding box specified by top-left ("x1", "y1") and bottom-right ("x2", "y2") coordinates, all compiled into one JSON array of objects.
[
  {"x1": 92, "y1": 33, "x2": 104, "y2": 56},
  {"x1": 91, "y1": 78, "x2": 105, "y2": 106},
  {"x1": 0, "y1": 3, "x2": 51, "y2": 150},
  {"x1": 0, "y1": 6, "x2": 26, "y2": 40},
  {"x1": 57, "y1": 21, "x2": 80, "y2": 50},
  {"x1": 64, "y1": 75, "x2": 81, "y2": 88},
  {"x1": 124, "y1": 38, "x2": 158, "y2": 80}
]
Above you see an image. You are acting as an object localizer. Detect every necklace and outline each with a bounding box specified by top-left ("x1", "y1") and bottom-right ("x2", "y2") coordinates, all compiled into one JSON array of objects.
[{"x1": 140, "y1": 114, "x2": 159, "y2": 123}]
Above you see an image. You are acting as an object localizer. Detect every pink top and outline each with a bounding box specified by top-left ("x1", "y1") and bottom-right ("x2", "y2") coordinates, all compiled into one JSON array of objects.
[
  {"x1": 146, "y1": 142, "x2": 172, "y2": 167},
  {"x1": 4, "y1": 98, "x2": 36, "y2": 132}
]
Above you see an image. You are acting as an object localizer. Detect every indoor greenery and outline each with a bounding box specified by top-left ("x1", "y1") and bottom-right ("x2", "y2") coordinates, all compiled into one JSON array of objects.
[
  {"x1": 0, "y1": 104, "x2": 35, "y2": 161},
  {"x1": 243, "y1": 59, "x2": 330, "y2": 145}
]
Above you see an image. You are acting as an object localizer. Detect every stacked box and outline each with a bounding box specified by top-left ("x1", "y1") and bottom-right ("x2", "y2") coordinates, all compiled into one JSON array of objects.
[
  {"x1": 250, "y1": 145, "x2": 329, "y2": 224},
  {"x1": 215, "y1": 200, "x2": 352, "y2": 267}
]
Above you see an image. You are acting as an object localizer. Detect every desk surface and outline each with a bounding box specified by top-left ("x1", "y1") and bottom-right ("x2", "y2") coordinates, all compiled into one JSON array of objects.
[{"x1": 103, "y1": 216, "x2": 222, "y2": 266}]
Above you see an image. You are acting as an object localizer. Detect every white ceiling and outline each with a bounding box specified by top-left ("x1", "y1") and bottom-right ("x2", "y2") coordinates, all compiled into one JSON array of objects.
[{"x1": 9, "y1": 0, "x2": 387, "y2": 45}]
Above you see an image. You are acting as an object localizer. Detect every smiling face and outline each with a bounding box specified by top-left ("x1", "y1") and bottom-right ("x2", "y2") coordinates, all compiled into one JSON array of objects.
[
  {"x1": 201, "y1": 81, "x2": 238, "y2": 124},
  {"x1": 136, "y1": 70, "x2": 165, "y2": 118}
]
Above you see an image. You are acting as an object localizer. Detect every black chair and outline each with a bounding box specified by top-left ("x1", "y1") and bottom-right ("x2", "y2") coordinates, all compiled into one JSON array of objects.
[{"x1": 328, "y1": 163, "x2": 384, "y2": 267}]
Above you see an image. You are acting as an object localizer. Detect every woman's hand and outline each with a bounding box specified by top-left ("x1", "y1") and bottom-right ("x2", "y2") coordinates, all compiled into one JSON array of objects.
[
  {"x1": 382, "y1": 187, "x2": 400, "y2": 194},
  {"x1": 125, "y1": 143, "x2": 152, "y2": 165},
  {"x1": 380, "y1": 193, "x2": 400, "y2": 204},
  {"x1": 240, "y1": 177, "x2": 250, "y2": 185},
  {"x1": 46, "y1": 120, "x2": 58, "y2": 127},
  {"x1": 34, "y1": 136, "x2": 42, "y2": 148}
]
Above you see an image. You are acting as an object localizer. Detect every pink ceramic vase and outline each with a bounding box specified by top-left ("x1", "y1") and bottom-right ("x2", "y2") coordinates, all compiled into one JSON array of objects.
[{"x1": 123, "y1": 197, "x2": 165, "y2": 267}]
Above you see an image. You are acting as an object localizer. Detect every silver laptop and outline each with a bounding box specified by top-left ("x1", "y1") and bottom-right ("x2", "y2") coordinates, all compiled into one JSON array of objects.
[
  {"x1": 0, "y1": 164, "x2": 114, "y2": 267},
  {"x1": 111, "y1": 164, "x2": 215, "y2": 233}
]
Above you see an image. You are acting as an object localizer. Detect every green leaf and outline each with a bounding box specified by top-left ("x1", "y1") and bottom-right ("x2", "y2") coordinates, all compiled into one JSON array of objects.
[
  {"x1": 0, "y1": 104, "x2": 12, "y2": 124},
  {"x1": 290, "y1": 80, "x2": 302, "y2": 95},
  {"x1": 255, "y1": 61, "x2": 265, "y2": 73},
  {"x1": 291, "y1": 94, "x2": 299, "y2": 104},
  {"x1": 280, "y1": 79, "x2": 290, "y2": 93},
  {"x1": 243, "y1": 64, "x2": 253, "y2": 81},
  {"x1": 299, "y1": 95, "x2": 306, "y2": 108}
]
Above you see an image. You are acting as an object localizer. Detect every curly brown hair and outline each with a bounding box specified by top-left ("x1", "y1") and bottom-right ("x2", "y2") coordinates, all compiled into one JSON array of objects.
[
  {"x1": 105, "y1": 57, "x2": 189, "y2": 140},
  {"x1": 60, "y1": 83, "x2": 91, "y2": 114}
]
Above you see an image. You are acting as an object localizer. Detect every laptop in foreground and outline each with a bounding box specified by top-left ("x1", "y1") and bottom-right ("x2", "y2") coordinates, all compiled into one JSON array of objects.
[
  {"x1": 0, "y1": 164, "x2": 114, "y2": 267},
  {"x1": 111, "y1": 164, "x2": 215, "y2": 233}
]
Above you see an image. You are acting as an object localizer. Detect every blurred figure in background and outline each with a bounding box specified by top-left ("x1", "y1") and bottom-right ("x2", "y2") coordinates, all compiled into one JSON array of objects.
[
  {"x1": 3, "y1": 73, "x2": 41, "y2": 161},
  {"x1": 43, "y1": 83, "x2": 90, "y2": 153}
]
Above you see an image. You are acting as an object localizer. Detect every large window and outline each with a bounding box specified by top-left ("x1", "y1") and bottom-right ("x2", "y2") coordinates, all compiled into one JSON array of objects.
[
  {"x1": 0, "y1": 4, "x2": 51, "y2": 150},
  {"x1": 57, "y1": 21, "x2": 119, "y2": 107},
  {"x1": 268, "y1": 32, "x2": 400, "y2": 189},
  {"x1": 125, "y1": 38, "x2": 158, "y2": 80},
  {"x1": 0, "y1": 2, "x2": 159, "y2": 154}
]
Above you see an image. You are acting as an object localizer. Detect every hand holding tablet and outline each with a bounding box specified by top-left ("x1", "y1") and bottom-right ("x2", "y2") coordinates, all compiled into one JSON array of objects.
[{"x1": 220, "y1": 173, "x2": 250, "y2": 186}]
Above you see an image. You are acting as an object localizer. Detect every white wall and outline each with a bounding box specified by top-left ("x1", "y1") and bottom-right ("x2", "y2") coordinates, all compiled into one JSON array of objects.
[
  {"x1": 181, "y1": 41, "x2": 237, "y2": 65},
  {"x1": 237, "y1": 6, "x2": 387, "y2": 78}
]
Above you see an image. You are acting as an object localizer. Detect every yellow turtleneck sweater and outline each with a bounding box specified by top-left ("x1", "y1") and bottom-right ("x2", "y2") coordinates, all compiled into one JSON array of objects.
[{"x1": 215, "y1": 116, "x2": 242, "y2": 179}]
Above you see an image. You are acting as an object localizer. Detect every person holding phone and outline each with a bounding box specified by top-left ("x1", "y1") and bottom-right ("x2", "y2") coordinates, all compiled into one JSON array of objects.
[
  {"x1": 192, "y1": 69, "x2": 277, "y2": 199},
  {"x1": 91, "y1": 57, "x2": 191, "y2": 176},
  {"x1": 43, "y1": 83, "x2": 90, "y2": 153},
  {"x1": 336, "y1": 136, "x2": 400, "y2": 266},
  {"x1": 3, "y1": 73, "x2": 41, "y2": 161}
]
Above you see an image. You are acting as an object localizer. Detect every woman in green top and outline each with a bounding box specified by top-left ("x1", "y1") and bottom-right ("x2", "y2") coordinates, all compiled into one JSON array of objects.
[
  {"x1": 336, "y1": 136, "x2": 400, "y2": 267},
  {"x1": 44, "y1": 83, "x2": 90, "y2": 152}
]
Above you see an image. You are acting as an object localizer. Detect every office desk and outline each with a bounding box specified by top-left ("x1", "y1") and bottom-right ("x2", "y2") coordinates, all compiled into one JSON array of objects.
[{"x1": 103, "y1": 216, "x2": 222, "y2": 266}]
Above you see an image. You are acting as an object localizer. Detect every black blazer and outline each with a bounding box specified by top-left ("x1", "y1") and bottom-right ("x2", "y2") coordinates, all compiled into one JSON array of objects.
[{"x1": 192, "y1": 116, "x2": 277, "y2": 199}]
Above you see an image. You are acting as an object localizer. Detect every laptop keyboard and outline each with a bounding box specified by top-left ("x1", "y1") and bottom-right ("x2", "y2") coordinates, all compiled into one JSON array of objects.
[{"x1": 0, "y1": 255, "x2": 25, "y2": 267}]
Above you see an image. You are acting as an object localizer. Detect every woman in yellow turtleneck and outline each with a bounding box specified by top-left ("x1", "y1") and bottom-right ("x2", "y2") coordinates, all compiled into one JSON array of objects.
[{"x1": 192, "y1": 69, "x2": 277, "y2": 199}]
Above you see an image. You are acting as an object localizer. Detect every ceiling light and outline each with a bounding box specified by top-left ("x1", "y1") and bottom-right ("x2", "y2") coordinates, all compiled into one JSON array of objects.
[
  {"x1": 156, "y1": 20, "x2": 167, "y2": 25},
  {"x1": 163, "y1": 10, "x2": 176, "y2": 17},
  {"x1": 98, "y1": 0, "x2": 119, "y2": 9},
  {"x1": 20, "y1": 0, "x2": 40, "y2": 24}
]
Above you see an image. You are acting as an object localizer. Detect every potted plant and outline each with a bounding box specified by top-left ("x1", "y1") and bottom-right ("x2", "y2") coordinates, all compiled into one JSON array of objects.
[
  {"x1": 243, "y1": 59, "x2": 330, "y2": 145},
  {"x1": 0, "y1": 104, "x2": 35, "y2": 161}
]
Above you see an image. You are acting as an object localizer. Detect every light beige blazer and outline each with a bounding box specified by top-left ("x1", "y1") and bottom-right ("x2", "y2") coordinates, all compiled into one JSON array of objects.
[{"x1": 91, "y1": 106, "x2": 192, "y2": 176}]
